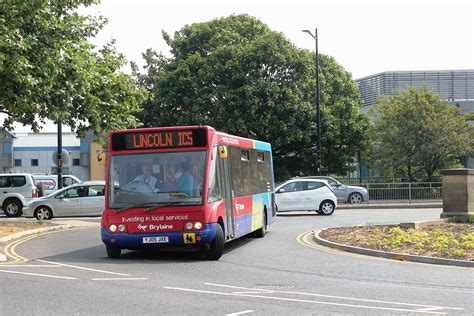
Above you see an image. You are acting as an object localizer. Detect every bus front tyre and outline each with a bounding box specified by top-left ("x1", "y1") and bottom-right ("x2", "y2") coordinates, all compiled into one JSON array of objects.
[
  {"x1": 106, "y1": 245, "x2": 121, "y2": 259},
  {"x1": 204, "y1": 224, "x2": 224, "y2": 260}
]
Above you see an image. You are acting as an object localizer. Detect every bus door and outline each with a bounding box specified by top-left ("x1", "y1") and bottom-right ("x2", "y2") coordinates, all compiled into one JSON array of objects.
[{"x1": 217, "y1": 146, "x2": 234, "y2": 239}]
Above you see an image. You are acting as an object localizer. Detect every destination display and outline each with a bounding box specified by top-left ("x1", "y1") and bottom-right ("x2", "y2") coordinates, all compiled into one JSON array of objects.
[{"x1": 112, "y1": 129, "x2": 207, "y2": 150}]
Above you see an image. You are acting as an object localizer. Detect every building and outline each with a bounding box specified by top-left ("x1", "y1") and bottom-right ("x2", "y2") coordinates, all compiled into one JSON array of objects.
[
  {"x1": 355, "y1": 69, "x2": 474, "y2": 171},
  {"x1": 0, "y1": 131, "x2": 105, "y2": 181},
  {"x1": 356, "y1": 69, "x2": 474, "y2": 116}
]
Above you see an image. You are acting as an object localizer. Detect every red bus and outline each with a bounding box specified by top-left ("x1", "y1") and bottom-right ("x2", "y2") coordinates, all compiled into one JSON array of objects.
[{"x1": 101, "y1": 126, "x2": 275, "y2": 260}]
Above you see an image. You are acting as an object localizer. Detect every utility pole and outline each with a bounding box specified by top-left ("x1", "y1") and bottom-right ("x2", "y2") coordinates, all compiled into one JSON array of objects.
[{"x1": 302, "y1": 28, "x2": 322, "y2": 175}]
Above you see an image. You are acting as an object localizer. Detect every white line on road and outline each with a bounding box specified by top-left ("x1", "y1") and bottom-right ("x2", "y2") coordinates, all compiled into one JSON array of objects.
[
  {"x1": 91, "y1": 278, "x2": 148, "y2": 281},
  {"x1": 0, "y1": 269, "x2": 77, "y2": 280},
  {"x1": 417, "y1": 307, "x2": 447, "y2": 312},
  {"x1": 164, "y1": 286, "x2": 448, "y2": 315},
  {"x1": 0, "y1": 264, "x2": 60, "y2": 268},
  {"x1": 36, "y1": 259, "x2": 130, "y2": 276},
  {"x1": 225, "y1": 310, "x2": 254, "y2": 316},
  {"x1": 204, "y1": 283, "x2": 463, "y2": 311}
]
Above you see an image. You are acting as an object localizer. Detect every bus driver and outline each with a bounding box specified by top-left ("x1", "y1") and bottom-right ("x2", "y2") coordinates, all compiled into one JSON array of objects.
[{"x1": 134, "y1": 162, "x2": 158, "y2": 191}]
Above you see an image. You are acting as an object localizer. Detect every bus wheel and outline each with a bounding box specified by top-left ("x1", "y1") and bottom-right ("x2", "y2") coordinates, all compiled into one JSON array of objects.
[
  {"x1": 204, "y1": 224, "x2": 224, "y2": 260},
  {"x1": 254, "y1": 210, "x2": 267, "y2": 238},
  {"x1": 106, "y1": 246, "x2": 121, "y2": 259}
]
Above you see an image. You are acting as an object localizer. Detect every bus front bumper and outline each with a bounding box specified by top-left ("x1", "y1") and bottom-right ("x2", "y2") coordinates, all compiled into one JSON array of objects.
[{"x1": 101, "y1": 223, "x2": 217, "y2": 250}]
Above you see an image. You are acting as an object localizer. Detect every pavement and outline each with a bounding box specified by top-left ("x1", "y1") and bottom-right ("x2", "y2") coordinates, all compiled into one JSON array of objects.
[{"x1": 337, "y1": 201, "x2": 441, "y2": 209}]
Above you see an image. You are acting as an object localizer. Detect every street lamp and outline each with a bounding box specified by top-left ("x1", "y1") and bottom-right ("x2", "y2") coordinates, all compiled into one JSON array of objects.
[{"x1": 302, "y1": 28, "x2": 321, "y2": 175}]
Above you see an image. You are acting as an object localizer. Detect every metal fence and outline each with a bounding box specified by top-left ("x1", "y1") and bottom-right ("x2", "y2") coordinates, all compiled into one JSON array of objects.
[
  {"x1": 334, "y1": 177, "x2": 442, "y2": 185},
  {"x1": 361, "y1": 182, "x2": 442, "y2": 203}
]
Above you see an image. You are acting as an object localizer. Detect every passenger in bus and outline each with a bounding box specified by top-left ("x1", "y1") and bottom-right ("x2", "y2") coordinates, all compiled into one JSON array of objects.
[
  {"x1": 177, "y1": 160, "x2": 194, "y2": 196},
  {"x1": 134, "y1": 162, "x2": 159, "y2": 192}
]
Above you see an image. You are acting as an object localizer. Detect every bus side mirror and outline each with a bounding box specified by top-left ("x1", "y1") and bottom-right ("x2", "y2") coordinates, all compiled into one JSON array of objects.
[{"x1": 218, "y1": 146, "x2": 228, "y2": 159}]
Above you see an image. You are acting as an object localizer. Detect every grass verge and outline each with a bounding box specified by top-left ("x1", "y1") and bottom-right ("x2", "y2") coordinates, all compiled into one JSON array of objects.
[{"x1": 0, "y1": 222, "x2": 56, "y2": 239}]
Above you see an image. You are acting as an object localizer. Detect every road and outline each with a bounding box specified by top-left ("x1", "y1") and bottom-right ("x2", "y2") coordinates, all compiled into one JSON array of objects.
[{"x1": 0, "y1": 208, "x2": 472, "y2": 315}]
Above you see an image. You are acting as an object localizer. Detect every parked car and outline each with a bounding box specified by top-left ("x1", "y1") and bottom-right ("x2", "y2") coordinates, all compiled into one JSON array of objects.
[
  {"x1": 275, "y1": 179, "x2": 337, "y2": 215},
  {"x1": 23, "y1": 181, "x2": 105, "y2": 220},
  {"x1": 295, "y1": 176, "x2": 368, "y2": 204},
  {"x1": 0, "y1": 173, "x2": 39, "y2": 217},
  {"x1": 33, "y1": 174, "x2": 81, "y2": 196}
]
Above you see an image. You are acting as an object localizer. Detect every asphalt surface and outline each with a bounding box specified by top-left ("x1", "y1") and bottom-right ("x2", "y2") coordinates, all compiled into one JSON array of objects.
[{"x1": 0, "y1": 208, "x2": 472, "y2": 315}]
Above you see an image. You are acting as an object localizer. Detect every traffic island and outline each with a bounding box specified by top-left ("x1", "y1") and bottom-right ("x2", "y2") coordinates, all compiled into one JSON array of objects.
[{"x1": 313, "y1": 223, "x2": 474, "y2": 268}]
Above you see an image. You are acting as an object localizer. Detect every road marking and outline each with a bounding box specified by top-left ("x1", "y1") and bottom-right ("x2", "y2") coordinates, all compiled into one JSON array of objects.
[
  {"x1": 36, "y1": 259, "x2": 130, "y2": 276},
  {"x1": 91, "y1": 278, "x2": 148, "y2": 281},
  {"x1": 164, "y1": 286, "x2": 449, "y2": 314},
  {"x1": 417, "y1": 307, "x2": 446, "y2": 312},
  {"x1": 2, "y1": 235, "x2": 37, "y2": 263},
  {"x1": 225, "y1": 310, "x2": 254, "y2": 316},
  {"x1": 0, "y1": 264, "x2": 60, "y2": 268},
  {"x1": 204, "y1": 283, "x2": 463, "y2": 311},
  {"x1": 0, "y1": 269, "x2": 77, "y2": 280}
]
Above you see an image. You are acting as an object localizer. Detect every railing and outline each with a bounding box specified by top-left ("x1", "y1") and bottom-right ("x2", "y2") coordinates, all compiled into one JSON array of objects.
[
  {"x1": 361, "y1": 182, "x2": 442, "y2": 204},
  {"x1": 334, "y1": 176, "x2": 442, "y2": 185}
]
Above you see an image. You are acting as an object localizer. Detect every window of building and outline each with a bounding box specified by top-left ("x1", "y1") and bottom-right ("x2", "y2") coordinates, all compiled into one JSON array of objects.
[
  {"x1": 73, "y1": 159, "x2": 80, "y2": 166},
  {"x1": 14, "y1": 159, "x2": 22, "y2": 167},
  {"x1": 31, "y1": 159, "x2": 39, "y2": 166}
]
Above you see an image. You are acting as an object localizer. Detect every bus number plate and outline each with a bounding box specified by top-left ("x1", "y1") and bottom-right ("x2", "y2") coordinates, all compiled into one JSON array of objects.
[{"x1": 143, "y1": 236, "x2": 169, "y2": 243}]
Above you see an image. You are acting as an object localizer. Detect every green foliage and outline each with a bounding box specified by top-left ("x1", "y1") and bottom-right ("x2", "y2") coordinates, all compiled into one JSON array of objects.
[
  {"x1": 135, "y1": 14, "x2": 369, "y2": 179},
  {"x1": 382, "y1": 226, "x2": 472, "y2": 258},
  {"x1": 447, "y1": 215, "x2": 474, "y2": 224},
  {"x1": 0, "y1": 0, "x2": 144, "y2": 138},
  {"x1": 368, "y1": 87, "x2": 474, "y2": 181}
]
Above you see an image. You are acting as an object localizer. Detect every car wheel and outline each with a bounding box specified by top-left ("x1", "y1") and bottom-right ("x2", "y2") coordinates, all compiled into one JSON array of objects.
[
  {"x1": 319, "y1": 200, "x2": 335, "y2": 216},
  {"x1": 35, "y1": 206, "x2": 52, "y2": 220},
  {"x1": 204, "y1": 223, "x2": 224, "y2": 260},
  {"x1": 106, "y1": 245, "x2": 121, "y2": 258},
  {"x1": 3, "y1": 198, "x2": 22, "y2": 217},
  {"x1": 349, "y1": 192, "x2": 363, "y2": 204}
]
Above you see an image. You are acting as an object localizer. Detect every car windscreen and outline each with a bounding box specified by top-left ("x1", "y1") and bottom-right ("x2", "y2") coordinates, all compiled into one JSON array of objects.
[{"x1": 108, "y1": 151, "x2": 207, "y2": 209}]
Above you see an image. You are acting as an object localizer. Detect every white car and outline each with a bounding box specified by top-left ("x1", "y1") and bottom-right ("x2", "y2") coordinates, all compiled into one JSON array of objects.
[
  {"x1": 0, "y1": 173, "x2": 39, "y2": 217},
  {"x1": 275, "y1": 179, "x2": 337, "y2": 215}
]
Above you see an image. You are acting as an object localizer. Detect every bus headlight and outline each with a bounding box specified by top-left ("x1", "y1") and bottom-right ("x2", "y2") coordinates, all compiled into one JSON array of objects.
[
  {"x1": 185, "y1": 222, "x2": 193, "y2": 230},
  {"x1": 118, "y1": 224, "x2": 126, "y2": 232},
  {"x1": 194, "y1": 222, "x2": 202, "y2": 230},
  {"x1": 109, "y1": 224, "x2": 117, "y2": 232}
]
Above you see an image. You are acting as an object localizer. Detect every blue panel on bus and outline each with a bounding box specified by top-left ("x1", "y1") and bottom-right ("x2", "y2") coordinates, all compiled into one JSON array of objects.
[
  {"x1": 254, "y1": 141, "x2": 271, "y2": 152},
  {"x1": 233, "y1": 213, "x2": 253, "y2": 238}
]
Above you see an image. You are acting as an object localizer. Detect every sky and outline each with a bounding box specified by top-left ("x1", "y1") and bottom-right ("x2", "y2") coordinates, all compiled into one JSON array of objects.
[{"x1": 11, "y1": 0, "x2": 474, "y2": 132}]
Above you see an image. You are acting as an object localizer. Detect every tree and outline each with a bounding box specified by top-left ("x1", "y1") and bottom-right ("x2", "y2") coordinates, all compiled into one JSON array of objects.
[
  {"x1": 0, "y1": 0, "x2": 143, "y2": 138},
  {"x1": 135, "y1": 14, "x2": 369, "y2": 180},
  {"x1": 369, "y1": 87, "x2": 474, "y2": 181}
]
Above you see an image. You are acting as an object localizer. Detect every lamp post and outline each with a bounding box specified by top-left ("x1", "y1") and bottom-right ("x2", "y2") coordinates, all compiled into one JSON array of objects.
[{"x1": 302, "y1": 28, "x2": 321, "y2": 175}]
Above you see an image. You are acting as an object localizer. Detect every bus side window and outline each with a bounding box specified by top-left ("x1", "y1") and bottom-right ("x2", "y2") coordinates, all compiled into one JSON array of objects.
[{"x1": 208, "y1": 147, "x2": 221, "y2": 203}]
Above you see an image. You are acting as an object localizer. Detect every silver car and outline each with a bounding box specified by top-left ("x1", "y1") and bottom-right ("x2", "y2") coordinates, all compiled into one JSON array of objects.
[
  {"x1": 23, "y1": 181, "x2": 105, "y2": 220},
  {"x1": 296, "y1": 176, "x2": 368, "y2": 204}
]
